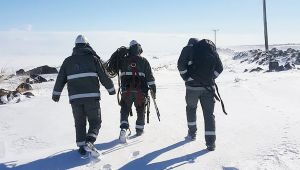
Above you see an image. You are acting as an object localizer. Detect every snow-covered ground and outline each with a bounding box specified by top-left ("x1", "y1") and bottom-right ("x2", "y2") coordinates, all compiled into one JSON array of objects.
[{"x1": 1, "y1": 51, "x2": 300, "y2": 170}]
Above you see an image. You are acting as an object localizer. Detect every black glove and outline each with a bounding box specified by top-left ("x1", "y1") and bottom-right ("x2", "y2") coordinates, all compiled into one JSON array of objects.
[
  {"x1": 52, "y1": 95, "x2": 60, "y2": 102},
  {"x1": 149, "y1": 85, "x2": 156, "y2": 99},
  {"x1": 108, "y1": 89, "x2": 116, "y2": 95}
]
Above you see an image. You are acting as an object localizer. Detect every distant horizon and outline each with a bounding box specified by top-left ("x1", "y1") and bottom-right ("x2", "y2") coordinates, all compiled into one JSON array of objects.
[
  {"x1": 1, "y1": 30, "x2": 299, "y2": 47},
  {"x1": 0, "y1": 30, "x2": 299, "y2": 71}
]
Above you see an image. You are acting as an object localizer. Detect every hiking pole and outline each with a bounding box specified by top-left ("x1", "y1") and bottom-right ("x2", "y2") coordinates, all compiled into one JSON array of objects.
[
  {"x1": 146, "y1": 96, "x2": 150, "y2": 124},
  {"x1": 150, "y1": 90, "x2": 160, "y2": 121}
]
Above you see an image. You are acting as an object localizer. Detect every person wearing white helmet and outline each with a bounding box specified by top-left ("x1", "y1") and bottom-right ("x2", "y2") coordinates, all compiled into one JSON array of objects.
[{"x1": 52, "y1": 35, "x2": 116, "y2": 156}]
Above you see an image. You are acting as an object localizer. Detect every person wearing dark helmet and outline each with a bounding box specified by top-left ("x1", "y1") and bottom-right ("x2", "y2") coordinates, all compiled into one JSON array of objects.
[
  {"x1": 52, "y1": 35, "x2": 116, "y2": 155},
  {"x1": 177, "y1": 38, "x2": 223, "y2": 151},
  {"x1": 118, "y1": 40, "x2": 156, "y2": 142}
]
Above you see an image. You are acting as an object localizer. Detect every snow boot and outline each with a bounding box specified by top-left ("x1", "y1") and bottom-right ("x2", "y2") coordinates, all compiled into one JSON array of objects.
[
  {"x1": 119, "y1": 129, "x2": 127, "y2": 143},
  {"x1": 78, "y1": 146, "x2": 87, "y2": 156},
  {"x1": 206, "y1": 144, "x2": 216, "y2": 151},
  {"x1": 136, "y1": 129, "x2": 144, "y2": 136},
  {"x1": 84, "y1": 142, "x2": 100, "y2": 158},
  {"x1": 187, "y1": 131, "x2": 196, "y2": 141}
]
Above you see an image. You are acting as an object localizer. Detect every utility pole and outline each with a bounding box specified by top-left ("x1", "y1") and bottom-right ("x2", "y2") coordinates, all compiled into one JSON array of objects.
[
  {"x1": 263, "y1": 0, "x2": 269, "y2": 52},
  {"x1": 212, "y1": 29, "x2": 219, "y2": 47}
]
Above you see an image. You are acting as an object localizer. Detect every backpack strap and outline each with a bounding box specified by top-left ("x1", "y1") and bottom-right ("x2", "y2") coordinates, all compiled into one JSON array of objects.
[
  {"x1": 214, "y1": 83, "x2": 227, "y2": 115},
  {"x1": 197, "y1": 82, "x2": 228, "y2": 115}
]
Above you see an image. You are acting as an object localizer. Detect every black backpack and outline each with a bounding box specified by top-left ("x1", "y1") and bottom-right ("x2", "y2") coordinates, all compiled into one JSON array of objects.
[{"x1": 189, "y1": 39, "x2": 218, "y2": 86}]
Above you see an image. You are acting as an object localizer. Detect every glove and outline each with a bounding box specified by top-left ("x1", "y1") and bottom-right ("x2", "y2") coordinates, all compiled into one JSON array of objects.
[
  {"x1": 149, "y1": 85, "x2": 156, "y2": 99},
  {"x1": 52, "y1": 95, "x2": 60, "y2": 102},
  {"x1": 108, "y1": 88, "x2": 116, "y2": 95},
  {"x1": 152, "y1": 91, "x2": 156, "y2": 99}
]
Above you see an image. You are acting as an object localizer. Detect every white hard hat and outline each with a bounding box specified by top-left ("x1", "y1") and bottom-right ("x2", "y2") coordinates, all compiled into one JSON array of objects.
[
  {"x1": 129, "y1": 40, "x2": 140, "y2": 47},
  {"x1": 75, "y1": 35, "x2": 89, "y2": 44}
]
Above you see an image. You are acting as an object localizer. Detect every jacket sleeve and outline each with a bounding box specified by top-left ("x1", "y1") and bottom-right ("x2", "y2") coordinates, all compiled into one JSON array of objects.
[
  {"x1": 53, "y1": 60, "x2": 67, "y2": 98},
  {"x1": 177, "y1": 46, "x2": 192, "y2": 82},
  {"x1": 94, "y1": 57, "x2": 116, "y2": 94},
  {"x1": 214, "y1": 52, "x2": 223, "y2": 79},
  {"x1": 144, "y1": 59, "x2": 156, "y2": 94}
]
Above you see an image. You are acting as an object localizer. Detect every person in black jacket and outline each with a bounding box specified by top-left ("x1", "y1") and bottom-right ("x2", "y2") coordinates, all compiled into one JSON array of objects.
[
  {"x1": 177, "y1": 38, "x2": 223, "y2": 151},
  {"x1": 118, "y1": 40, "x2": 156, "y2": 142},
  {"x1": 52, "y1": 35, "x2": 116, "y2": 155}
]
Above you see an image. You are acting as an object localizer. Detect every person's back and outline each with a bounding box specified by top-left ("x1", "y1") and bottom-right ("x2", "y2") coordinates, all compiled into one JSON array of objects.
[
  {"x1": 118, "y1": 40, "x2": 156, "y2": 142},
  {"x1": 52, "y1": 35, "x2": 115, "y2": 156},
  {"x1": 120, "y1": 54, "x2": 154, "y2": 94},
  {"x1": 177, "y1": 38, "x2": 223, "y2": 151}
]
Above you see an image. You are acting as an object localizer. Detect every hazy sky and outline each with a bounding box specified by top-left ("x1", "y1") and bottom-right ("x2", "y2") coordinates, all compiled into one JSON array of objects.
[
  {"x1": 0, "y1": 0, "x2": 300, "y2": 69},
  {"x1": 1, "y1": 0, "x2": 299, "y2": 44}
]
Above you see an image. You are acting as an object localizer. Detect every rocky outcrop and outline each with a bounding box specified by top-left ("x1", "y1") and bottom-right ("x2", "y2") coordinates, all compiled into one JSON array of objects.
[
  {"x1": 26, "y1": 65, "x2": 58, "y2": 75},
  {"x1": 0, "y1": 85, "x2": 34, "y2": 105},
  {"x1": 234, "y1": 48, "x2": 299, "y2": 72}
]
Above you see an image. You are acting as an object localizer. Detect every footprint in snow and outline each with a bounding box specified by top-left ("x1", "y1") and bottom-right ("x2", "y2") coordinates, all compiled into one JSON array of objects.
[
  {"x1": 102, "y1": 164, "x2": 113, "y2": 170},
  {"x1": 131, "y1": 151, "x2": 140, "y2": 158}
]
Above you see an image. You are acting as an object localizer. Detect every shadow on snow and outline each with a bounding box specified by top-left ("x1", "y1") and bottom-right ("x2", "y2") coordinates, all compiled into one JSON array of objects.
[
  {"x1": 0, "y1": 139, "x2": 120, "y2": 170},
  {"x1": 119, "y1": 139, "x2": 209, "y2": 170},
  {"x1": 0, "y1": 139, "x2": 215, "y2": 170}
]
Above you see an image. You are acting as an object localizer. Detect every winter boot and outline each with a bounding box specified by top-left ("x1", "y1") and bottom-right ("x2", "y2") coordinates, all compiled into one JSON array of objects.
[
  {"x1": 78, "y1": 146, "x2": 87, "y2": 156},
  {"x1": 136, "y1": 129, "x2": 144, "y2": 136},
  {"x1": 84, "y1": 142, "x2": 100, "y2": 158},
  {"x1": 187, "y1": 130, "x2": 196, "y2": 141},
  {"x1": 206, "y1": 144, "x2": 216, "y2": 151},
  {"x1": 119, "y1": 129, "x2": 127, "y2": 143}
]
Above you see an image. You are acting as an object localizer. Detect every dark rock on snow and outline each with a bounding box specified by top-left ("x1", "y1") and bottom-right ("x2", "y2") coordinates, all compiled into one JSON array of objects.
[
  {"x1": 250, "y1": 67, "x2": 263, "y2": 73},
  {"x1": 26, "y1": 74, "x2": 48, "y2": 84},
  {"x1": 16, "y1": 69, "x2": 26, "y2": 75},
  {"x1": 16, "y1": 83, "x2": 33, "y2": 93},
  {"x1": 26, "y1": 65, "x2": 58, "y2": 75},
  {"x1": 23, "y1": 92, "x2": 35, "y2": 98}
]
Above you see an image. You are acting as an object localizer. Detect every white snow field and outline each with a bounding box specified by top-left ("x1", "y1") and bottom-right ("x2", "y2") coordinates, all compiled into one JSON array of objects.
[{"x1": 1, "y1": 51, "x2": 300, "y2": 170}]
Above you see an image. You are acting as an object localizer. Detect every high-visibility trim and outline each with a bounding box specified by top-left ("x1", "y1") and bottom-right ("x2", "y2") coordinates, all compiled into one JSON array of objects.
[
  {"x1": 77, "y1": 141, "x2": 86, "y2": 147},
  {"x1": 185, "y1": 77, "x2": 194, "y2": 82},
  {"x1": 107, "y1": 87, "x2": 115, "y2": 92},
  {"x1": 122, "y1": 90, "x2": 139, "y2": 93},
  {"x1": 186, "y1": 86, "x2": 215, "y2": 91},
  {"x1": 214, "y1": 71, "x2": 220, "y2": 78},
  {"x1": 205, "y1": 131, "x2": 216, "y2": 135},
  {"x1": 121, "y1": 121, "x2": 129, "y2": 125},
  {"x1": 67, "y1": 72, "x2": 98, "y2": 80},
  {"x1": 87, "y1": 133, "x2": 97, "y2": 138},
  {"x1": 135, "y1": 125, "x2": 144, "y2": 129},
  {"x1": 69, "y1": 93, "x2": 100, "y2": 100},
  {"x1": 121, "y1": 72, "x2": 145, "y2": 77},
  {"x1": 52, "y1": 91, "x2": 62, "y2": 96},
  {"x1": 179, "y1": 69, "x2": 188, "y2": 75},
  {"x1": 188, "y1": 61, "x2": 193, "y2": 65},
  {"x1": 187, "y1": 122, "x2": 197, "y2": 126},
  {"x1": 147, "y1": 81, "x2": 155, "y2": 86}
]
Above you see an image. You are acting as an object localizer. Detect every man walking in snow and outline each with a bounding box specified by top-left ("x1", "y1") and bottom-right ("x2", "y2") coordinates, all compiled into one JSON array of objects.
[
  {"x1": 117, "y1": 40, "x2": 156, "y2": 142},
  {"x1": 177, "y1": 38, "x2": 223, "y2": 151},
  {"x1": 52, "y1": 35, "x2": 116, "y2": 155}
]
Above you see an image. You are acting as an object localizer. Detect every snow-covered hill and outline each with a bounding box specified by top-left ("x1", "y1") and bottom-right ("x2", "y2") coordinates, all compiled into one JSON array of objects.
[{"x1": 1, "y1": 51, "x2": 300, "y2": 170}]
